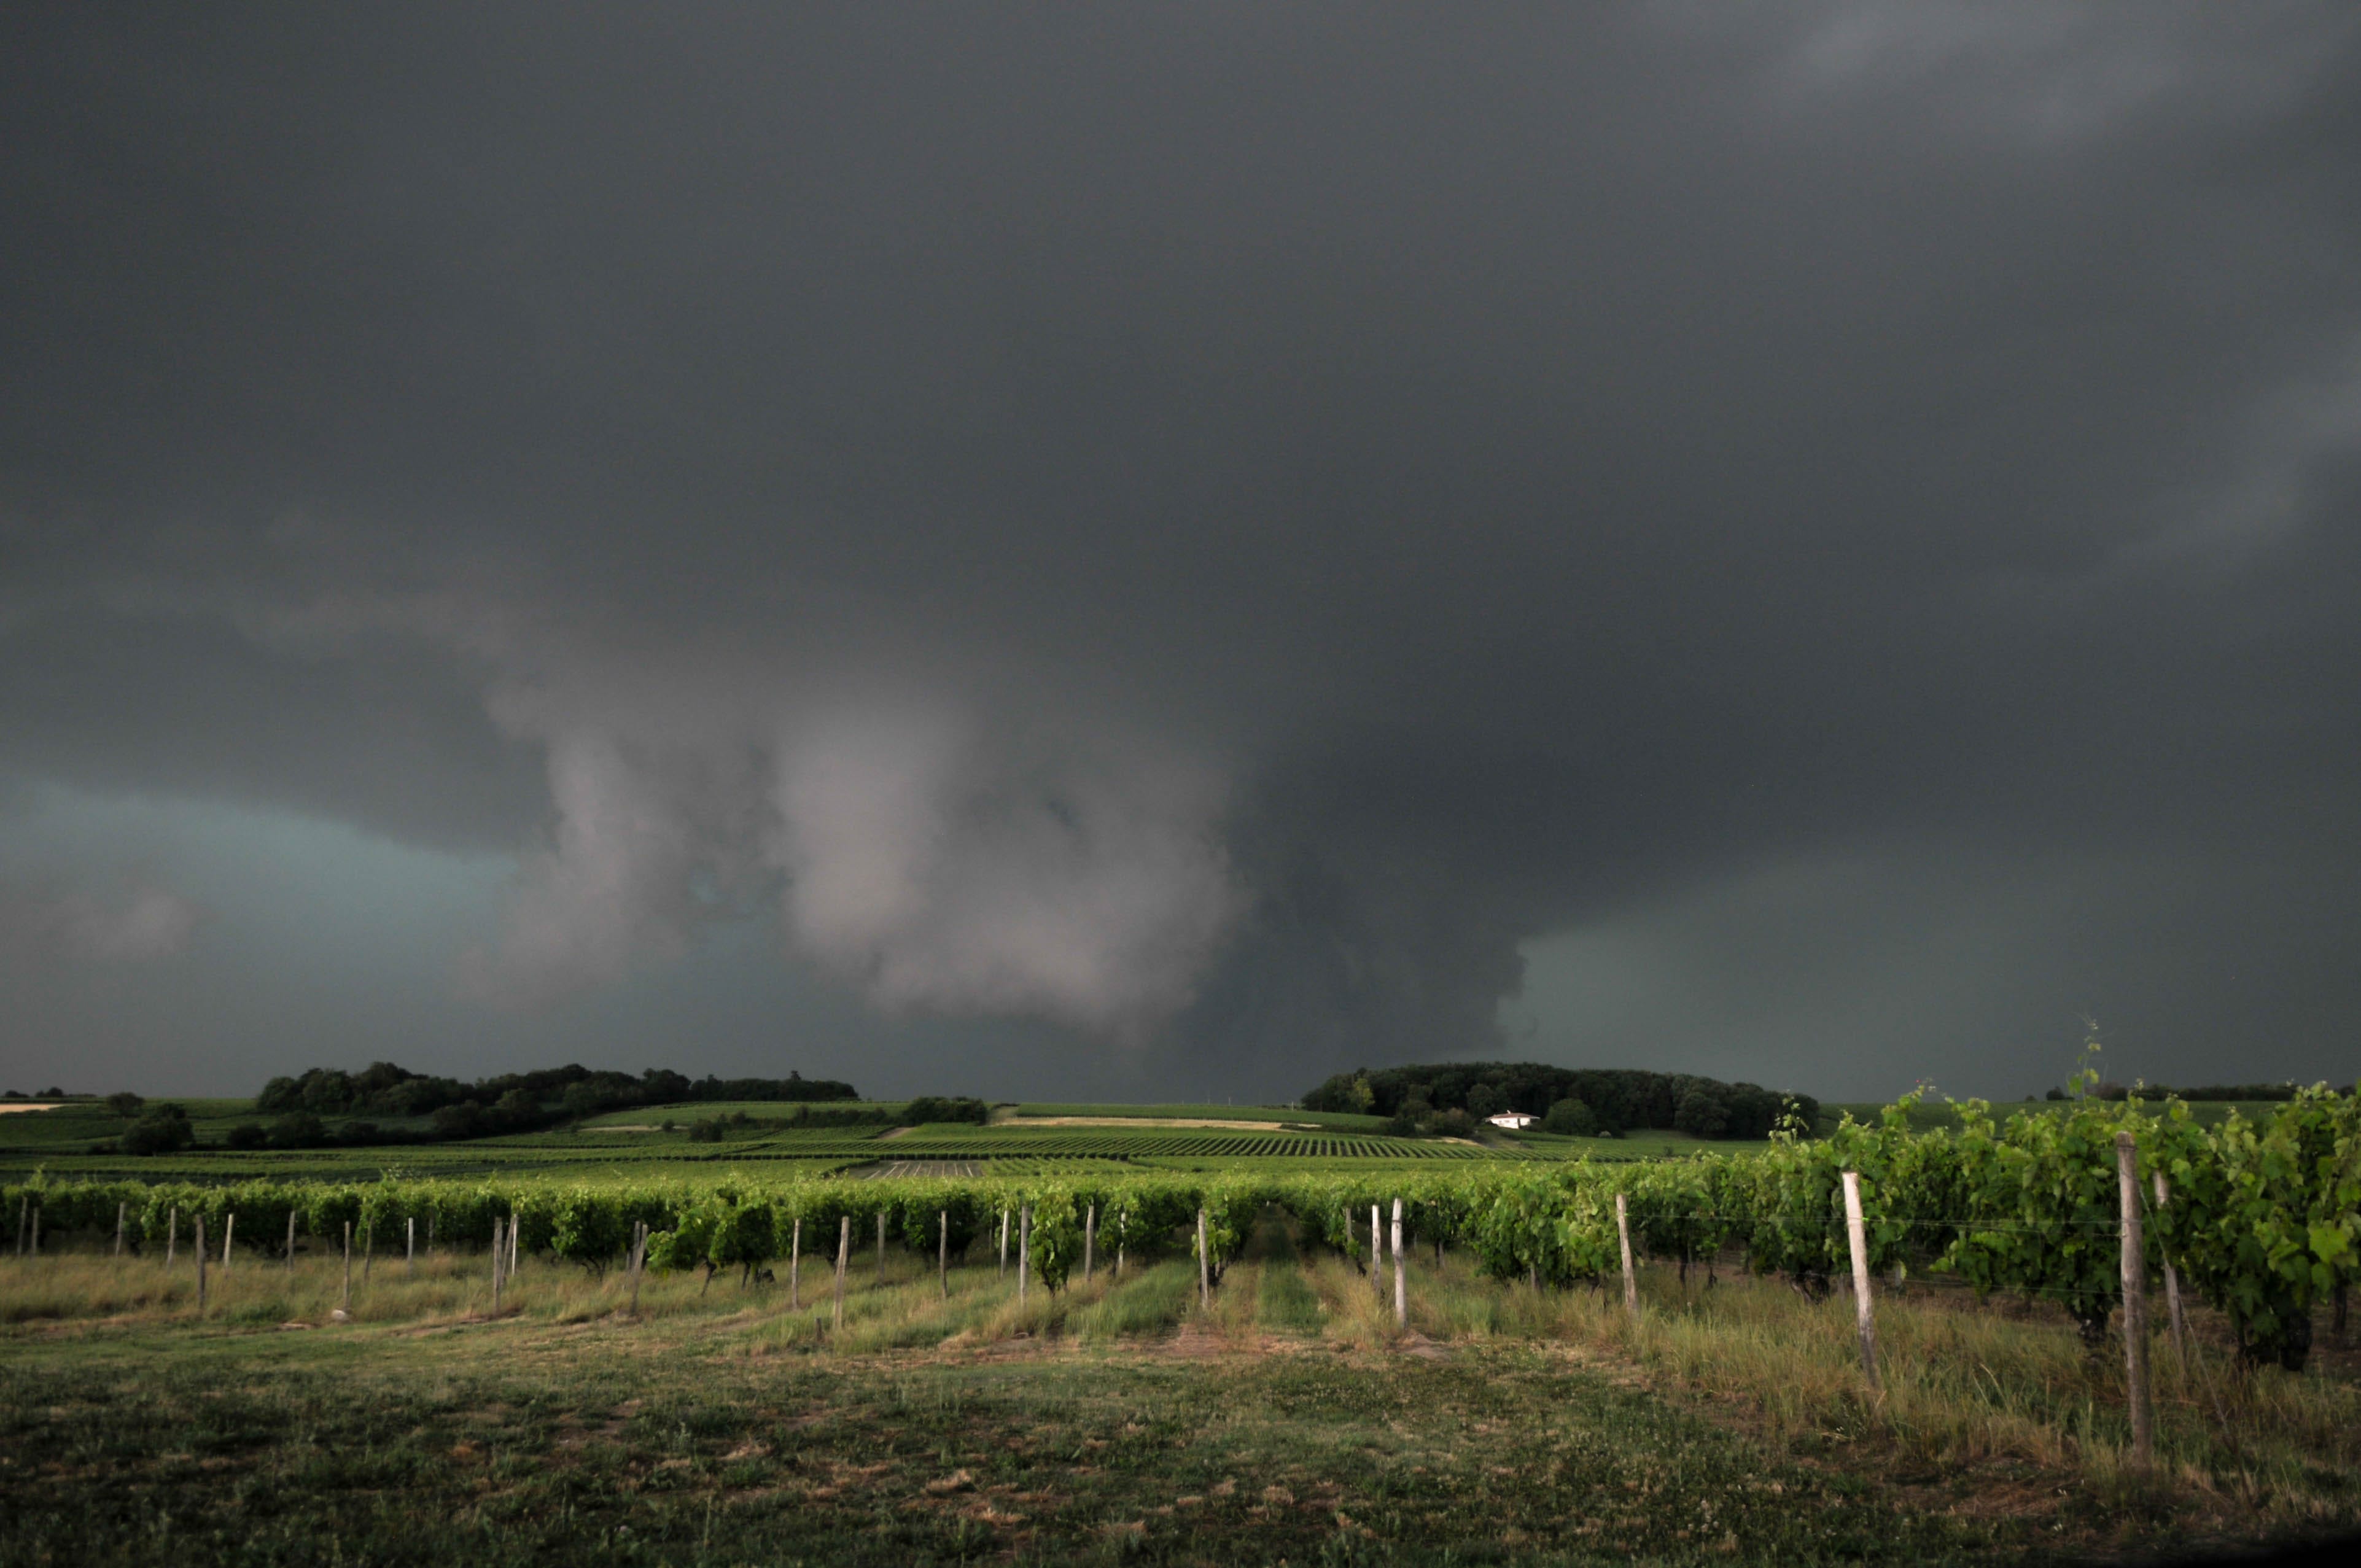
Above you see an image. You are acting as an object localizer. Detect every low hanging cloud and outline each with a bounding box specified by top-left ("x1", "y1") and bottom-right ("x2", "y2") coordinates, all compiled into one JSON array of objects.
[
  {"x1": 458, "y1": 653, "x2": 1244, "y2": 1038},
  {"x1": 772, "y1": 709, "x2": 1241, "y2": 1036}
]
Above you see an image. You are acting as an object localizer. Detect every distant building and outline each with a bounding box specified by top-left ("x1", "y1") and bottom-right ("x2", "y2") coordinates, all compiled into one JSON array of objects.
[{"x1": 1486, "y1": 1111, "x2": 1537, "y2": 1130}]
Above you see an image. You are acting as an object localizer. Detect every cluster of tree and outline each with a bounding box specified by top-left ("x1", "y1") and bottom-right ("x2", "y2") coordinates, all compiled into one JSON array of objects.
[
  {"x1": 116, "y1": 1103, "x2": 194, "y2": 1156},
  {"x1": 902, "y1": 1096, "x2": 992, "y2": 1125},
  {"x1": 1302, "y1": 1063, "x2": 1817, "y2": 1142},
  {"x1": 2047, "y1": 1081, "x2": 2307, "y2": 1103},
  {"x1": 254, "y1": 1063, "x2": 859, "y2": 1129}
]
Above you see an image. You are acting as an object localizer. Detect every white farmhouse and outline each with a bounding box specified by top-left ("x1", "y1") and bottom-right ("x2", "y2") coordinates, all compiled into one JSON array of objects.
[{"x1": 1485, "y1": 1110, "x2": 1538, "y2": 1130}]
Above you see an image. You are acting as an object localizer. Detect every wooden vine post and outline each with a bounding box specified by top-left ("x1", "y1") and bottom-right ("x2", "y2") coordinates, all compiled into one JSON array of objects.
[
  {"x1": 2117, "y1": 1131, "x2": 2155, "y2": 1468},
  {"x1": 1370, "y1": 1203, "x2": 1383, "y2": 1298},
  {"x1": 343, "y1": 1221, "x2": 355, "y2": 1315},
  {"x1": 938, "y1": 1210, "x2": 949, "y2": 1300},
  {"x1": 285, "y1": 1210, "x2": 298, "y2": 1271},
  {"x1": 831, "y1": 1214, "x2": 850, "y2": 1332},
  {"x1": 998, "y1": 1209, "x2": 1009, "y2": 1276},
  {"x1": 1615, "y1": 1192, "x2": 1638, "y2": 1319},
  {"x1": 1083, "y1": 1202, "x2": 1095, "y2": 1285},
  {"x1": 2152, "y1": 1171, "x2": 2188, "y2": 1361},
  {"x1": 195, "y1": 1217, "x2": 208, "y2": 1312},
  {"x1": 222, "y1": 1213, "x2": 235, "y2": 1274},
  {"x1": 1017, "y1": 1205, "x2": 1032, "y2": 1305},
  {"x1": 789, "y1": 1217, "x2": 801, "y2": 1310},
  {"x1": 114, "y1": 1201, "x2": 126, "y2": 1257},
  {"x1": 488, "y1": 1218, "x2": 500, "y2": 1315},
  {"x1": 1196, "y1": 1206, "x2": 1211, "y2": 1311},
  {"x1": 876, "y1": 1212, "x2": 887, "y2": 1279},
  {"x1": 406, "y1": 1216, "x2": 416, "y2": 1275},
  {"x1": 165, "y1": 1205, "x2": 177, "y2": 1269},
  {"x1": 1391, "y1": 1197, "x2": 1407, "y2": 1330},
  {"x1": 1840, "y1": 1170, "x2": 1880, "y2": 1392}
]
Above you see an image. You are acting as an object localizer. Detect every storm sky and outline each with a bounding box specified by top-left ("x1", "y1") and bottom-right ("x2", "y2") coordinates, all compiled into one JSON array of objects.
[{"x1": 5, "y1": 3, "x2": 2359, "y2": 1103}]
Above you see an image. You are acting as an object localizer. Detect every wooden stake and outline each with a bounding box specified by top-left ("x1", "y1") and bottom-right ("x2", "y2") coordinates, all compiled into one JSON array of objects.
[
  {"x1": 222, "y1": 1212, "x2": 235, "y2": 1273},
  {"x1": 998, "y1": 1208, "x2": 1008, "y2": 1276},
  {"x1": 488, "y1": 1217, "x2": 501, "y2": 1315},
  {"x1": 1017, "y1": 1205, "x2": 1031, "y2": 1305},
  {"x1": 2117, "y1": 1131, "x2": 2155, "y2": 1468},
  {"x1": 342, "y1": 1221, "x2": 354, "y2": 1314},
  {"x1": 790, "y1": 1217, "x2": 801, "y2": 1310},
  {"x1": 1841, "y1": 1170, "x2": 1880, "y2": 1392},
  {"x1": 28, "y1": 1203, "x2": 37, "y2": 1257},
  {"x1": 1616, "y1": 1192, "x2": 1638, "y2": 1319},
  {"x1": 1197, "y1": 1207, "x2": 1211, "y2": 1310},
  {"x1": 115, "y1": 1201, "x2": 126, "y2": 1257},
  {"x1": 832, "y1": 1215, "x2": 849, "y2": 1332},
  {"x1": 406, "y1": 1216, "x2": 415, "y2": 1275},
  {"x1": 195, "y1": 1218, "x2": 207, "y2": 1313},
  {"x1": 510, "y1": 1214, "x2": 521, "y2": 1275},
  {"x1": 938, "y1": 1210, "x2": 949, "y2": 1300},
  {"x1": 877, "y1": 1211, "x2": 887, "y2": 1278},
  {"x1": 2152, "y1": 1171, "x2": 2187, "y2": 1362},
  {"x1": 166, "y1": 1205, "x2": 177, "y2": 1269},
  {"x1": 1370, "y1": 1203, "x2": 1383, "y2": 1297},
  {"x1": 1391, "y1": 1198, "x2": 1407, "y2": 1330},
  {"x1": 286, "y1": 1209, "x2": 298, "y2": 1271},
  {"x1": 362, "y1": 1221, "x2": 371, "y2": 1281},
  {"x1": 628, "y1": 1221, "x2": 645, "y2": 1316},
  {"x1": 1083, "y1": 1203, "x2": 1095, "y2": 1285}
]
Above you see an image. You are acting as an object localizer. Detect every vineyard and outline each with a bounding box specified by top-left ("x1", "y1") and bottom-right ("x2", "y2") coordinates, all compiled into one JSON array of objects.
[{"x1": 10, "y1": 1086, "x2": 2354, "y2": 1370}]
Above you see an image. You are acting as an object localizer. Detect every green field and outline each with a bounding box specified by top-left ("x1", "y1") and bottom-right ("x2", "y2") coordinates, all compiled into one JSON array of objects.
[
  {"x1": 0, "y1": 1096, "x2": 1752, "y2": 1184},
  {"x1": 577, "y1": 1100, "x2": 914, "y2": 1127},
  {"x1": 1013, "y1": 1103, "x2": 1392, "y2": 1131}
]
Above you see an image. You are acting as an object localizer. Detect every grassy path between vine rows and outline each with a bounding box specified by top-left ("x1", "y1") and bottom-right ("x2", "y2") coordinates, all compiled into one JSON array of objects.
[{"x1": 2, "y1": 1228, "x2": 2357, "y2": 1565}]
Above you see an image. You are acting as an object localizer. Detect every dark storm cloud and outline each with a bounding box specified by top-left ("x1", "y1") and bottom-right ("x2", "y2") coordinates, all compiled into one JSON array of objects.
[{"x1": 5, "y1": 3, "x2": 2360, "y2": 1089}]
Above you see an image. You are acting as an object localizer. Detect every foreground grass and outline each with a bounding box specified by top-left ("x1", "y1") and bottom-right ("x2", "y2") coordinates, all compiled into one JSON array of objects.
[
  {"x1": 2, "y1": 1314, "x2": 2012, "y2": 1566},
  {"x1": 2, "y1": 1232, "x2": 2357, "y2": 1564}
]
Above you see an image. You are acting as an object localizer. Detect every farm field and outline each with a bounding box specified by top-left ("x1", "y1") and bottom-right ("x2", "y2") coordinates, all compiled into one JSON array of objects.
[
  {"x1": 2, "y1": 1210, "x2": 2355, "y2": 1566},
  {"x1": 1009, "y1": 1103, "x2": 1393, "y2": 1131},
  {"x1": 0, "y1": 1106, "x2": 1586, "y2": 1181},
  {"x1": 2, "y1": 1087, "x2": 2357, "y2": 1564}
]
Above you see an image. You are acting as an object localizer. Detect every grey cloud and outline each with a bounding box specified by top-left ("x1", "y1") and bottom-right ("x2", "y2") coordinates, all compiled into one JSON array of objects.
[{"x1": 4, "y1": 4, "x2": 2360, "y2": 1088}]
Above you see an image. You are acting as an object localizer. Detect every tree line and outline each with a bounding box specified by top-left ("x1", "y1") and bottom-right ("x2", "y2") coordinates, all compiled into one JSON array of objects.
[{"x1": 1301, "y1": 1062, "x2": 1818, "y2": 1141}]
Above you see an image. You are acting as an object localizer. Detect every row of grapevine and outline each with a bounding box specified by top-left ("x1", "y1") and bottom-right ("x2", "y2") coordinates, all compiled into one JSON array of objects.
[{"x1": 7, "y1": 1089, "x2": 2353, "y2": 1365}]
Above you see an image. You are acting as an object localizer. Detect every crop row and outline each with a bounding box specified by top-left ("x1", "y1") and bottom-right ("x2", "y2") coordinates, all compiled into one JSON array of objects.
[{"x1": 7, "y1": 1087, "x2": 2352, "y2": 1368}]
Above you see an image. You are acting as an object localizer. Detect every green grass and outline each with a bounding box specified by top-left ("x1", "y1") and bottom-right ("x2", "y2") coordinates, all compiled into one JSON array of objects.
[{"x1": 7, "y1": 1231, "x2": 2354, "y2": 1564}]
